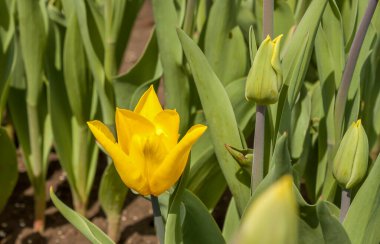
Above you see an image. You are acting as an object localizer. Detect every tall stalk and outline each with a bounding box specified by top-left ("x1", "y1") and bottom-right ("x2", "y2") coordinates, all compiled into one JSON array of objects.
[
  {"x1": 27, "y1": 103, "x2": 45, "y2": 232},
  {"x1": 334, "y1": 0, "x2": 378, "y2": 141},
  {"x1": 334, "y1": 0, "x2": 378, "y2": 222},
  {"x1": 251, "y1": 0, "x2": 274, "y2": 193}
]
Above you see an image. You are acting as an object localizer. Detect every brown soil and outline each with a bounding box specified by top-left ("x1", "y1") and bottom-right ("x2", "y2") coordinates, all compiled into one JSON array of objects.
[{"x1": 1, "y1": 1, "x2": 158, "y2": 243}]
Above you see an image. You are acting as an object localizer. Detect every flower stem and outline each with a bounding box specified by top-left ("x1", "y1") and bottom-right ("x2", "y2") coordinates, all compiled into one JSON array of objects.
[
  {"x1": 340, "y1": 189, "x2": 351, "y2": 223},
  {"x1": 334, "y1": 0, "x2": 378, "y2": 141},
  {"x1": 151, "y1": 195, "x2": 165, "y2": 244},
  {"x1": 252, "y1": 106, "x2": 266, "y2": 192},
  {"x1": 251, "y1": 0, "x2": 273, "y2": 194}
]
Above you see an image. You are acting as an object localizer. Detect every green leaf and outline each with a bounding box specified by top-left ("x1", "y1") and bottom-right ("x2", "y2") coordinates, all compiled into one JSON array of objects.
[
  {"x1": 181, "y1": 190, "x2": 225, "y2": 244},
  {"x1": 50, "y1": 188, "x2": 115, "y2": 244},
  {"x1": 0, "y1": 127, "x2": 18, "y2": 212},
  {"x1": 282, "y1": 0, "x2": 328, "y2": 106},
  {"x1": 296, "y1": 190, "x2": 351, "y2": 244},
  {"x1": 249, "y1": 132, "x2": 291, "y2": 202},
  {"x1": 343, "y1": 154, "x2": 380, "y2": 244},
  {"x1": 222, "y1": 197, "x2": 240, "y2": 243},
  {"x1": 152, "y1": 0, "x2": 190, "y2": 133},
  {"x1": 0, "y1": 37, "x2": 14, "y2": 122},
  {"x1": 204, "y1": 0, "x2": 247, "y2": 85},
  {"x1": 16, "y1": 0, "x2": 48, "y2": 106},
  {"x1": 63, "y1": 13, "x2": 93, "y2": 125},
  {"x1": 113, "y1": 31, "x2": 162, "y2": 109},
  {"x1": 98, "y1": 163, "x2": 128, "y2": 221},
  {"x1": 110, "y1": 0, "x2": 144, "y2": 74},
  {"x1": 177, "y1": 28, "x2": 250, "y2": 215}
]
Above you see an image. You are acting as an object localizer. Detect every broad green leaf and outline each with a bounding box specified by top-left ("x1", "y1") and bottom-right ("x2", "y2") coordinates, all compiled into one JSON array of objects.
[
  {"x1": 226, "y1": 77, "x2": 256, "y2": 136},
  {"x1": 98, "y1": 163, "x2": 128, "y2": 224},
  {"x1": 50, "y1": 188, "x2": 115, "y2": 244},
  {"x1": 344, "y1": 155, "x2": 380, "y2": 244},
  {"x1": 165, "y1": 163, "x2": 189, "y2": 244},
  {"x1": 317, "y1": 202, "x2": 351, "y2": 244},
  {"x1": 0, "y1": 127, "x2": 18, "y2": 212},
  {"x1": 282, "y1": 0, "x2": 328, "y2": 106},
  {"x1": 17, "y1": 0, "x2": 48, "y2": 106},
  {"x1": 222, "y1": 197, "x2": 240, "y2": 243},
  {"x1": 318, "y1": 0, "x2": 345, "y2": 88},
  {"x1": 290, "y1": 86, "x2": 311, "y2": 159},
  {"x1": 205, "y1": 0, "x2": 247, "y2": 85},
  {"x1": 152, "y1": 0, "x2": 190, "y2": 133},
  {"x1": 113, "y1": 31, "x2": 162, "y2": 109},
  {"x1": 177, "y1": 28, "x2": 250, "y2": 215},
  {"x1": 68, "y1": 0, "x2": 114, "y2": 123},
  {"x1": 296, "y1": 189, "x2": 351, "y2": 244},
  {"x1": 113, "y1": 0, "x2": 144, "y2": 71},
  {"x1": 273, "y1": 1, "x2": 295, "y2": 38},
  {"x1": 249, "y1": 132, "x2": 291, "y2": 203},
  {"x1": 63, "y1": 13, "x2": 93, "y2": 125},
  {"x1": 181, "y1": 190, "x2": 225, "y2": 244}
]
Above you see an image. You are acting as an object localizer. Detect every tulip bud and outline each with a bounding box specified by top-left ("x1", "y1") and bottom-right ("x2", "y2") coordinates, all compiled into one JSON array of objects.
[
  {"x1": 245, "y1": 34, "x2": 283, "y2": 105},
  {"x1": 333, "y1": 120, "x2": 369, "y2": 189},
  {"x1": 235, "y1": 175, "x2": 298, "y2": 244},
  {"x1": 225, "y1": 144, "x2": 253, "y2": 173}
]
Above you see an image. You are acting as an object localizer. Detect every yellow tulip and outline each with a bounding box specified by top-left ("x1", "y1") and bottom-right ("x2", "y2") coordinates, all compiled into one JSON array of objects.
[{"x1": 87, "y1": 85, "x2": 207, "y2": 196}]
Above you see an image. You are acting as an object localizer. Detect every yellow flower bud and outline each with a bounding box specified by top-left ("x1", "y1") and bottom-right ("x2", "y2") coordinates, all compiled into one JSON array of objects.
[
  {"x1": 245, "y1": 34, "x2": 283, "y2": 105},
  {"x1": 333, "y1": 120, "x2": 369, "y2": 189},
  {"x1": 235, "y1": 175, "x2": 298, "y2": 244}
]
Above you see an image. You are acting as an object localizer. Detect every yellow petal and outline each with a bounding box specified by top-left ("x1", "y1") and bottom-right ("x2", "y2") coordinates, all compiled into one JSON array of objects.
[
  {"x1": 129, "y1": 133, "x2": 169, "y2": 195},
  {"x1": 116, "y1": 108, "x2": 156, "y2": 154},
  {"x1": 134, "y1": 85, "x2": 163, "y2": 121},
  {"x1": 154, "y1": 109, "x2": 180, "y2": 149},
  {"x1": 150, "y1": 124, "x2": 207, "y2": 196},
  {"x1": 87, "y1": 120, "x2": 150, "y2": 195}
]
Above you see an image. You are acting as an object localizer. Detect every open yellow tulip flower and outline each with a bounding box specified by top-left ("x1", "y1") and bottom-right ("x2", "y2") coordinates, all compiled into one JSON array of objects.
[{"x1": 87, "y1": 85, "x2": 207, "y2": 196}]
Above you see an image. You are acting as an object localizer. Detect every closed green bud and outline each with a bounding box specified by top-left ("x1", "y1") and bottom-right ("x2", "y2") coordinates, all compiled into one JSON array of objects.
[
  {"x1": 333, "y1": 120, "x2": 369, "y2": 189},
  {"x1": 235, "y1": 175, "x2": 298, "y2": 244},
  {"x1": 245, "y1": 34, "x2": 283, "y2": 105},
  {"x1": 224, "y1": 144, "x2": 253, "y2": 173}
]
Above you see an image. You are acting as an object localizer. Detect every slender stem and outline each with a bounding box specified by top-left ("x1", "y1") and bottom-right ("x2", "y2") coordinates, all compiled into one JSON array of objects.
[
  {"x1": 104, "y1": 0, "x2": 117, "y2": 79},
  {"x1": 262, "y1": 0, "x2": 273, "y2": 38},
  {"x1": 252, "y1": 106, "x2": 266, "y2": 192},
  {"x1": 251, "y1": 0, "x2": 273, "y2": 194},
  {"x1": 340, "y1": 189, "x2": 351, "y2": 222},
  {"x1": 75, "y1": 125, "x2": 89, "y2": 213},
  {"x1": 183, "y1": 0, "x2": 197, "y2": 36},
  {"x1": 151, "y1": 196, "x2": 165, "y2": 244},
  {"x1": 33, "y1": 176, "x2": 46, "y2": 232},
  {"x1": 334, "y1": 0, "x2": 378, "y2": 141},
  {"x1": 27, "y1": 103, "x2": 42, "y2": 177}
]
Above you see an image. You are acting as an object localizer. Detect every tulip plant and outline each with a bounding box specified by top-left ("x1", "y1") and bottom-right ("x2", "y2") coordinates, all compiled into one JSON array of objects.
[{"x1": 1, "y1": 0, "x2": 380, "y2": 243}]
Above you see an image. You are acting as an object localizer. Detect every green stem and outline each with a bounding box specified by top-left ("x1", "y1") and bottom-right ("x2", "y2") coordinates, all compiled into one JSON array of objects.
[
  {"x1": 183, "y1": 0, "x2": 197, "y2": 36},
  {"x1": 104, "y1": 0, "x2": 116, "y2": 79},
  {"x1": 334, "y1": 0, "x2": 378, "y2": 141},
  {"x1": 107, "y1": 213, "x2": 121, "y2": 242},
  {"x1": 27, "y1": 103, "x2": 42, "y2": 177},
  {"x1": 251, "y1": 0, "x2": 273, "y2": 194},
  {"x1": 339, "y1": 189, "x2": 350, "y2": 223},
  {"x1": 151, "y1": 195, "x2": 165, "y2": 244},
  {"x1": 33, "y1": 176, "x2": 46, "y2": 232},
  {"x1": 73, "y1": 125, "x2": 89, "y2": 214}
]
